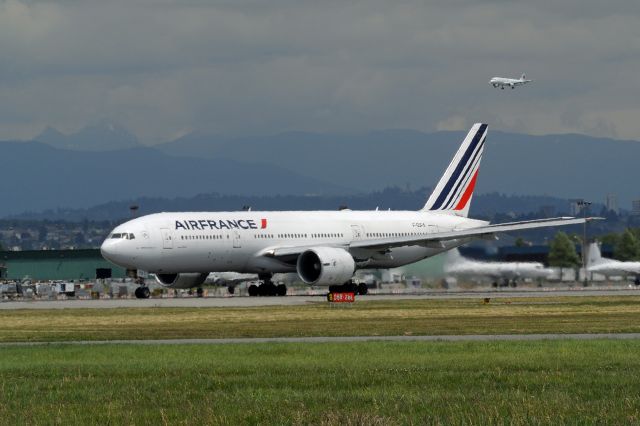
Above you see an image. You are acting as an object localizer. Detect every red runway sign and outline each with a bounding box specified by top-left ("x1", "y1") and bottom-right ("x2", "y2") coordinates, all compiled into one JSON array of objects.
[{"x1": 327, "y1": 292, "x2": 355, "y2": 303}]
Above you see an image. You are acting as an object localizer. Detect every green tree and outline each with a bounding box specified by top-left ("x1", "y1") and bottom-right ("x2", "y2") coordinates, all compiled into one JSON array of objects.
[
  {"x1": 515, "y1": 237, "x2": 526, "y2": 247},
  {"x1": 548, "y1": 232, "x2": 580, "y2": 270},
  {"x1": 599, "y1": 232, "x2": 621, "y2": 249},
  {"x1": 614, "y1": 229, "x2": 640, "y2": 261}
]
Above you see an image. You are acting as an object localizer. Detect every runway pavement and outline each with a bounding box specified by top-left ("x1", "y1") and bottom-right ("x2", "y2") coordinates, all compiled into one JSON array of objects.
[
  {"x1": 0, "y1": 288, "x2": 639, "y2": 309},
  {"x1": 2, "y1": 333, "x2": 640, "y2": 347}
]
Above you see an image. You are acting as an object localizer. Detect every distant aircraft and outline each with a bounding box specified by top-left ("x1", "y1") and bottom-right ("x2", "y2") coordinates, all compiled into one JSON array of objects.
[
  {"x1": 586, "y1": 242, "x2": 640, "y2": 284},
  {"x1": 444, "y1": 248, "x2": 552, "y2": 287},
  {"x1": 101, "y1": 123, "x2": 591, "y2": 299},
  {"x1": 489, "y1": 74, "x2": 532, "y2": 89}
]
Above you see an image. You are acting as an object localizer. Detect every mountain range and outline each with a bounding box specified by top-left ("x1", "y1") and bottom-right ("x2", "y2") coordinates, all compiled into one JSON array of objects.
[
  {"x1": 0, "y1": 140, "x2": 350, "y2": 218},
  {"x1": 4, "y1": 122, "x2": 637, "y2": 218},
  {"x1": 154, "y1": 128, "x2": 640, "y2": 208}
]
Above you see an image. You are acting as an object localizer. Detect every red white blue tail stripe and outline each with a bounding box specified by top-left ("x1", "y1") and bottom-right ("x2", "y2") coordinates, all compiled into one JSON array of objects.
[{"x1": 422, "y1": 123, "x2": 488, "y2": 217}]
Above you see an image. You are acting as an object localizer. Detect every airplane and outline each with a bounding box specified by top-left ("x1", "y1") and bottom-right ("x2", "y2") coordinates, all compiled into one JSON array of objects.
[
  {"x1": 489, "y1": 74, "x2": 532, "y2": 89},
  {"x1": 101, "y1": 123, "x2": 594, "y2": 299},
  {"x1": 586, "y1": 242, "x2": 640, "y2": 284},
  {"x1": 444, "y1": 248, "x2": 553, "y2": 287}
]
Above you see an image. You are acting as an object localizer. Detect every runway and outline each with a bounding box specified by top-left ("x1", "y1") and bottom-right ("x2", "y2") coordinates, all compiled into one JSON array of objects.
[
  {"x1": 0, "y1": 288, "x2": 638, "y2": 309},
  {"x1": 2, "y1": 333, "x2": 640, "y2": 347}
]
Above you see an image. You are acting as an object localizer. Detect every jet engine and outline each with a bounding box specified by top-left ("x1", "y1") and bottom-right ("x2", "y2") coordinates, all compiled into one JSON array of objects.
[
  {"x1": 155, "y1": 273, "x2": 208, "y2": 289},
  {"x1": 296, "y1": 247, "x2": 355, "y2": 285}
]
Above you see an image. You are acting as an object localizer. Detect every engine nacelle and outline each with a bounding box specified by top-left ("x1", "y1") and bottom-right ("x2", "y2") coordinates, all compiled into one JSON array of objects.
[
  {"x1": 155, "y1": 273, "x2": 208, "y2": 289},
  {"x1": 296, "y1": 247, "x2": 355, "y2": 286}
]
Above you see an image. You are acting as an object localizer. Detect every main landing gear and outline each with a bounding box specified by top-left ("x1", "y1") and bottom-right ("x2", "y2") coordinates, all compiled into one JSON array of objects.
[
  {"x1": 491, "y1": 279, "x2": 517, "y2": 288},
  {"x1": 328, "y1": 281, "x2": 368, "y2": 296},
  {"x1": 248, "y1": 274, "x2": 287, "y2": 297}
]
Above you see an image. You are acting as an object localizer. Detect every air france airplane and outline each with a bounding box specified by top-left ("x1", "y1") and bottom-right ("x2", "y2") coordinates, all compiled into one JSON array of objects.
[
  {"x1": 490, "y1": 74, "x2": 532, "y2": 89},
  {"x1": 101, "y1": 123, "x2": 590, "y2": 298}
]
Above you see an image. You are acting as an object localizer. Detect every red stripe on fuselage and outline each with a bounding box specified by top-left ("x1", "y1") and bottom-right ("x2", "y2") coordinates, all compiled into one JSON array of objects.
[{"x1": 454, "y1": 169, "x2": 479, "y2": 210}]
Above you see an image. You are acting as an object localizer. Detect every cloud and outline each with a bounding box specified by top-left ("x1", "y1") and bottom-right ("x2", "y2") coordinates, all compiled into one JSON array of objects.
[{"x1": 0, "y1": 0, "x2": 639, "y2": 142}]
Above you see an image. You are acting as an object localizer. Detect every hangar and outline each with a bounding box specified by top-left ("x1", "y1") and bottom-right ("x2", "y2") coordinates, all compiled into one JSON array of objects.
[{"x1": 0, "y1": 249, "x2": 126, "y2": 281}]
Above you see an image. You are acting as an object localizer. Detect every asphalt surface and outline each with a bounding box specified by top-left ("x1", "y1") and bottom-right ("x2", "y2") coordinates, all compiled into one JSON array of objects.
[
  {"x1": 1, "y1": 288, "x2": 639, "y2": 310},
  {"x1": 2, "y1": 333, "x2": 640, "y2": 347}
]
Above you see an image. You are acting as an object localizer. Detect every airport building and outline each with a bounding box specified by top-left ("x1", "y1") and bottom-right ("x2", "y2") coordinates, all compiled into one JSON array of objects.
[{"x1": 0, "y1": 249, "x2": 126, "y2": 281}]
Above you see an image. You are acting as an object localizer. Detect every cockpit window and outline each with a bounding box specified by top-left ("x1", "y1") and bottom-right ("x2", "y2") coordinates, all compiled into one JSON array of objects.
[{"x1": 110, "y1": 233, "x2": 135, "y2": 239}]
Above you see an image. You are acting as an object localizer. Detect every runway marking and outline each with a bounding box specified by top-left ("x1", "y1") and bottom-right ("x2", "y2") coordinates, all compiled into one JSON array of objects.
[{"x1": 2, "y1": 333, "x2": 640, "y2": 347}]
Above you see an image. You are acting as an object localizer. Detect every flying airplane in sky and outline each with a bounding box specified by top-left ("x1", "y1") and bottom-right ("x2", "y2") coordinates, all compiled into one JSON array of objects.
[
  {"x1": 489, "y1": 74, "x2": 532, "y2": 89},
  {"x1": 587, "y1": 242, "x2": 640, "y2": 284},
  {"x1": 101, "y1": 123, "x2": 592, "y2": 298},
  {"x1": 444, "y1": 248, "x2": 553, "y2": 287}
]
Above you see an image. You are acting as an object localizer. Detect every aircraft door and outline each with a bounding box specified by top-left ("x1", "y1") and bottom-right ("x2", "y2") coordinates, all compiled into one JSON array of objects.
[
  {"x1": 233, "y1": 230, "x2": 241, "y2": 248},
  {"x1": 351, "y1": 225, "x2": 363, "y2": 240},
  {"x1": 161, "y1": 228, "x2": 173, "y2": 249}
]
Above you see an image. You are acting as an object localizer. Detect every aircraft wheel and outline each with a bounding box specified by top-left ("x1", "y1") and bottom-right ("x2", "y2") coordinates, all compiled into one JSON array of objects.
[
  {"x1": 135, "y1": 286, "x2": 150, "y2": 299},
  {"x1": 248, "y1": 284, "x2": 259, "y2": 297},
  {"x1": 227, "y1": 285, "x2": 235, "y2": 295},
  {"x1": 259, "y1": 283, "x2": 277, "y2": 296},
  {"x1": 276, "y1": 284, "x2": 287, "y2": 296},
  {"x1": 196, "y1": 287, "x2": 204, "y2": 298},
  {"x1": 328, "y1": 285, "x2": 340, "y2": 293},
  {"x1": 343, "y1": 282, "x2": 357, "y2": 293},
  {"x1": 357, "y1": 283, "x2": 368, "y2": 295},
  {"x1": 635, "y1": 277, "x2": 640, "y2": 286}
]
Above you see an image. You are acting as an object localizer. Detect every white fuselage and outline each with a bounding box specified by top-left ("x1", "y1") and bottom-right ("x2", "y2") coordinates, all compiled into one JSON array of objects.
[
  {"x1": 489, "y1": 77, "x2": 531, "y2": 88},
  {"x1": 588, "y1": 260, "x2": 640, "y2": 277},
  {"x1": 445, "y1": 258, "x2": 552, "y2": 281},
  {"x1": 101, "y1": 210, "x2": 486, "y2": 276}
]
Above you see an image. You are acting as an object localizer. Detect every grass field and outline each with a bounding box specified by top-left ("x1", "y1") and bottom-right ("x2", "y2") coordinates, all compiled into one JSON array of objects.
[
  {"x1": 1, "y1": 296, "x2": 640, "y2": 342},
  {"x1": 1, "y1": 339, "x2": 639, "y2": 424}
]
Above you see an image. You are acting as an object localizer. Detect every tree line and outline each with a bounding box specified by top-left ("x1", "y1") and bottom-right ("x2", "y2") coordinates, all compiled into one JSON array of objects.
[{"x1": 548, "y1": 229, "x2": 640, "y2": 269}]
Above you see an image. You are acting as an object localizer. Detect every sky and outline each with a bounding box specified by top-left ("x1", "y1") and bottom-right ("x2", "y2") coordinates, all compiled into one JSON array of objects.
[{"x1": 1, "y1": 0, "x2": 639, "y2": 144}]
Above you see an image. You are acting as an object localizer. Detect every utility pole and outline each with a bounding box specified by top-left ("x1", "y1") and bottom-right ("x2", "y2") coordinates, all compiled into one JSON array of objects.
[{"x1": 577, "y1": 200, "x2": 591, "y2": 287}]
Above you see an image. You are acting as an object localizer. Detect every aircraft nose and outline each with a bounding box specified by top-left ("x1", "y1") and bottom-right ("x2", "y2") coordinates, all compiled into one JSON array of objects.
[{"x1": 100, "y1": 239, "x2": 116, "y2": 263}]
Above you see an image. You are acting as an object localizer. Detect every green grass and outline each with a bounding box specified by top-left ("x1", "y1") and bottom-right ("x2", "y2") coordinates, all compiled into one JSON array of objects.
[
  {"x1": 2, "y1": 296, "x2": 640, "y2": 342},
  {"x1": 1, "y1": 340, "x2": 639, "y2": 424}
]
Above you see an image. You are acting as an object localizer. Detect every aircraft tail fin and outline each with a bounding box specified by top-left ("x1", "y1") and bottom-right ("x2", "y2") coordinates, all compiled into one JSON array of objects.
[
  {"x1": 587, "y1": 242, "x2": 603, "y2": 268},
  {"x1": 422, "y1": 123, "x2": 488, "y2": 217},
  {"x1": 446, "y1": 248, "x2": 464, "y2": 263}
]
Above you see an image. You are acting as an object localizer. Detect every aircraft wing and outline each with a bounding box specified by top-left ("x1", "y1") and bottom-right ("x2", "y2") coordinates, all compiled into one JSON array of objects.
[
  {"x1": 349, "y1": 217, "x2": 597, "y2": 251},
  {"x1": 264, "y1": 217, "x2": 599, "y2": 258}
]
